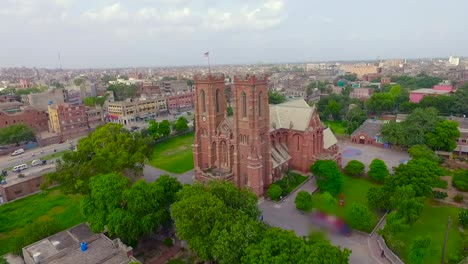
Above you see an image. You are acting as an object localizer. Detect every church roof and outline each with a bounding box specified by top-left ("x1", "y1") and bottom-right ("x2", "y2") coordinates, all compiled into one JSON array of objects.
[
  {"x1": 323, "y1": 127, "x2": 338, "y2": 149},
  {"x1": 269, "y1": 99, "x2": 315, "y2": 132}
]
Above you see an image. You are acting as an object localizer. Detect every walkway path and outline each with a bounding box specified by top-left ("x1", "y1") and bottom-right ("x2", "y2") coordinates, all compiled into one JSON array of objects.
[{"x1": 143, "y1": 165, "x2": 194, "y2": 184}]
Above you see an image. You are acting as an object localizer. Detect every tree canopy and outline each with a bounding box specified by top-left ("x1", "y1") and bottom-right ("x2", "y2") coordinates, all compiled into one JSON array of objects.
[
  {"x1": 425, "y1": 120, "x2": 460, "y2": 151},
  {"x1": 367, "y1": 159, "x2": 389, "y2": 182},
  {"x1": 310, "y1": 160, "x2": 343, "y2": 195},
  {"x1": 268, "y1": 91, "x2": 286, "y2": 104},
  {"x1": 344, "y1": 160, "x2": 365, "y2": 177},
  {"x1": 81, "y1": 173, "x2": 181, "y2": 244},
  {"x1": 45, "y1": 123, "x2": 151, "y2": 194},
  {"x1": 107, "y1": 83, "x2": 137, "y2": 101},
  {"x1": 0, "y1": 124, "x2": 36, "y2": 145},
  {"x1": 174, "y1": 117, "x2": 189, "y2": 133},
  {"x1": 365, "y1": 92, "x2": 395, "y2": 115}
]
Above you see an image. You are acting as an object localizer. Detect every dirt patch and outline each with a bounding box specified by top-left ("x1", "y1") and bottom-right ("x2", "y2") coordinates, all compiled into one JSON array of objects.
[
  {"x1": 163, "y1": 146, "x2": 188, "y2": 156},
  {"x1": 48, "y1": 206, "x2": 65, "y2": 215},
  {"x1": 442, "y1": 160, "x2": 468, "y2": 170}
]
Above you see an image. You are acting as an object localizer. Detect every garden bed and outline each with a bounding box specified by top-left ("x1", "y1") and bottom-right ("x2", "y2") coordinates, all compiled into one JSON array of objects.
[{"x1": 268, "y1": 172, "x2": 308, "y2": 201}]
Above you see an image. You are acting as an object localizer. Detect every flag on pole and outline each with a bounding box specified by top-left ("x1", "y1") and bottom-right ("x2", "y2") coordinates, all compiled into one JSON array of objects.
[{"x1": 204, "y1": 51, "x2": 209, "y2": 57}]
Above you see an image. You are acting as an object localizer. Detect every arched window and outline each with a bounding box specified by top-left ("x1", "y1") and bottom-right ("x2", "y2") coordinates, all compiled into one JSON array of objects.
[
  {"x1": 241, "y1": 92, "x2": 247, "y2": 118},
  {"x1": 215, "y1": 89, "x2": 220, "y2": 113},
  {"x1": 201, "y1": 90, "x2": 206, "y2": 113},
  {"x1": 258, "y1": 91, "x2": 262, "y2": 117}
]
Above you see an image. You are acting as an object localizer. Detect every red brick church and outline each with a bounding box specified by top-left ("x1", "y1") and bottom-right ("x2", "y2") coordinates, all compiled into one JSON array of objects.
[{"x1": 193, "y1": 73, "x2": 341, "y2": 196}]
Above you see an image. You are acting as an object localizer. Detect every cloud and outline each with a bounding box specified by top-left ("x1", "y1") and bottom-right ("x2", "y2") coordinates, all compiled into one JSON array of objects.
[{"x1": 82, "y1": 3, "x2": 129, "y2": 22}]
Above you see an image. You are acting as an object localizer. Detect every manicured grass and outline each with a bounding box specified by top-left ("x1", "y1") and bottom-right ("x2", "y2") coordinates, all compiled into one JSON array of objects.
[
  {"x1": 324, "y1": 121, "x2": 347, "y2": 135},
  {"x1": 389, "y1": 200, "x2": 464, "y2": 264},
  {"x1": 0, "y1": 187, "x2": 85, "y2": 255},
  {"x1": 149, "y1": 132, "x2": 194, "y2": 174}
]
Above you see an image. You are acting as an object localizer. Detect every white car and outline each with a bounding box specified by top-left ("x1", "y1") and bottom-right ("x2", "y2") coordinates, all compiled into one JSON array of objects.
[
  {"x1": 11, "y1": 149, "x2": 25, "y2": 156},
  {"x1": 12, "y1": 164, "x2": 28, "y2": 172},
  {"x1": 31, "y1": 159, "x2": 42, "y2": 166}
]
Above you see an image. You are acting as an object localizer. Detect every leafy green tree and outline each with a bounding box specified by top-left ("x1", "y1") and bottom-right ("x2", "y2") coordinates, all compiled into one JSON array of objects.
[
  {"x1": 310, "y1": 160, "x2": 343, "y2": 196},
  {"x1": 389, "y1": 84, "x2": 402, "y2": 97},
  {"x1": 174, "y1": 117, "x2": 189, "y2": 133},
  {"x1": 159, "y1": 120, "x2": 171, "y2": 137},
  {"x1": 390, "y1": 185, "x2": 424, "y2": 223},
  {"x1": 267, "y1": 184, "x2": 283, "y2": 201},
  {"x1": 73, "y1": 78, "x2": 84, "y2": 86},
  {"x1": 325, "y1": 100, "x2": 342, "y2": 120},
  {"x1": 84, "y1": 96, "x2": 97, "y2": 107},
  {"x1": 389, "y1": 159, "x2": 444, "y2": 197},
  {"x1": 311, "y1": 191, "x2": 337, "y2": 212},
  {"x1": 408, "y1": 145, "x2": 441, "y2": 163},
  {"x1": 403, "y1": 108, "x2": 442, "y2": 147},
  {"x1": 383, "y1": 211, "x2": 409, "y2": 235},
  {"x1": 0, "y1": 124, "x2": 36, "y2": 145},
  {"x1": 366, "y1": 187, "x2": 390, "y2": 211},
  {"x1": 241, "y1": 227, "x2": 351, "y2": 264},
  {"x1": 107, "y1": 83, "x2": 137, "y2": 101},
  {"x1": 347, "y1": 203, "x2": 374, "y2": 231},
  {"x1": 344, "y1": 160, "x2": 365, "y2": 177},
  {"x1": 339, "y1": 74, "x2": 357, "y2": 82},
  {"x1": 295, "y1": 191, "x2": 313, "y2": 211},
  {"x1": 365, "y1": 93, "x2": 394, "y2": 115},
  {"x1": 453, "y1": 169, "x2": 468, "y2": 192},
  {"x1": 381, "y1": 121, "x2": 406, "y2": 145},
  {"x1": 409, "y1": 236, "x2": 431, "y2": 264},
  {"x1": 148, "y1": 120, "x2": 160, "y2": 139},
  {"x1": 459, "y1": 210, "x2": 468, "y2": 228},
  {"x1": 368, "y1": 159, "x2": 389, "y2": 182},
  {"x1": 345, "y1": 106, "x2": 367, "y2": 134},
  {"x1": 268, "y1": 91, "x2": 286, "y2": 104},
  {"x1": 45, "y1": 123, "x2": 149, "y2": 194},
  {"x1": 452, "y1": 84, "x2": 468, "y2": 116},
  {"x1": 419, "y1": 95, "x2": 455, "y2": 116},
  {"x1": 82, "y1": 173, "x2": 181, "y2": 245},
  {"x1": 426, "y1": 120, "x2": 460, "y2": 151}
]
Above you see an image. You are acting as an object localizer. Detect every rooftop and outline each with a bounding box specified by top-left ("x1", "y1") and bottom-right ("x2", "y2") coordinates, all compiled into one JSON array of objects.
[
  {"x1": 351, "y1": 119, "x2": 386, "y2": 137},
  {"x1": 410, "y1": 88, "x2": 451, "y2": 95},
  {"x1": 22, "y1": 223, "x2": 139, "y2": 264},
  {"x1": 269, "y1": 99, "x2": 315, "y2": 132}
]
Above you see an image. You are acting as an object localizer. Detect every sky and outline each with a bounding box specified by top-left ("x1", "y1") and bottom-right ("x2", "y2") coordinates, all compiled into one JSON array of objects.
[{"x1": 0, "y1": 0, "x2": 467, "y2": 68}]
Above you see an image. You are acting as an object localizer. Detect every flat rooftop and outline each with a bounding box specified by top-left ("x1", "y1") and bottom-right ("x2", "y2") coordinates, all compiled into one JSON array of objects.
[
  {"x1": 410, "y1": 88, "x2": 451, "y2": 95},
  {"x1": 23, "y1": 223, "x2": 139, "y2": 264}
]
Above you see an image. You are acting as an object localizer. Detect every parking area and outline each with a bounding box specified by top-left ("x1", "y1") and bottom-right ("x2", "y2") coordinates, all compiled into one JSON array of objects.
[{"x1": 339, "y1": 140, "x2": 410, "y2": 172}]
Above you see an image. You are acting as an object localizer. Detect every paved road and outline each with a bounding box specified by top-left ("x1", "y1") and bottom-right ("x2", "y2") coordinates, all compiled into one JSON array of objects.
[
  {"x1": 259, "y1": 178, "x2": 385, "y2": 264},
  {"x1": 143, "y1": 166, "x2": 194, "y2": 184}
]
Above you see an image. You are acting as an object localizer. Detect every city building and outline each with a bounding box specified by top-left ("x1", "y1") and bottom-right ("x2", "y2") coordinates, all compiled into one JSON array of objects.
[
  {"x1": 161, "y1": 80, "x2": 190, "y2": 93},
  {"x1": 137, "y1": 81, "x2": 160, "y2": 97},
  {"x1": 193, "y1": 73, "x2": 340, "y2": 197},
  {"x1": 0, "y1": 107, "x2": 49, "y2": 131},
  {"x1": 23, "y1": 89, "x2": 67, "y2": 111},
  {"x1": 350, "y1": 119, "x2": 386, "y2": 146},
  {"x1": 22, "y1": 223, "x2": 139, "y2": 264},
  {"x1": 48, "y1": 103, "x2": 89, "y2": 140},
  {"x1": 0, "y1": 167, "x2": 54, "y2": 203},
  {"x1": 449, "y1": 56, "x2": 460, "y2": 66},
  {"x1": 339, "y1": 64, "x2": 379, "y2": 78},
  {"x1": 0, "y1": 101, "x2": 22, "y2": 113},
  {"x1": 167, "y1": 91, "x2": 195, "y2": 113},
  {"x1": 350, "y1": 88, "x2": 374, "y2": 100},
  {"x1": 409, "y1": 88, "x2": 452, "y2": 103},
  {"x1": 86, "y1": 107, "x2": 105, "y2": 131},
  {"x1": 448, "y1": 116, "x2": 468, "y2": 156},
  {"x1": 107, "y1": 97, "x2": 167, "y2": 125},
  {"x1": 66, "y1": 89, "x2": 82, "y2": 105}
]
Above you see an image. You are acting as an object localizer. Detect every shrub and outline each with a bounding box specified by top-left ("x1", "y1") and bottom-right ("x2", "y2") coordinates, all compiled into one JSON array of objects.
[
  {"x1": 344, "y1": 160, "x2": 365, "y2": 177},
  {"x1": 276, "y1": 179, "x2": 289, "y2": 195},
  {"x1": 434, "y1": 179, "x2": 448, "y2": 189},
  {"x1": 454, "y1": 194, "x2": 464, "y2": 203},
  {"x1": 453, "y1": 170, "x2": 468, "y2": 192},
  {"x1": 0, "y1": 256, "x2": 7, "y2": 264},
  {"x1": 163, "y1": 237, "x2": 174, "y2": 247},
  {"x1": 311, "y1": 160, "x2": 343, "y2": 195},
  {"x1": 432, "y1": 191, "x2": 448, "y2": 200},
  {"x1": 368, "y1": 159, "x2": 389, "y2": 182},
  {"x1": 267, "y1": 184, "x2": 283, "y2": 201},
  {"x1": 347, "y1": 203, "x2": 374, "y2": 232},
  {"x1": 458, "y1": 210, "x2": 468, "y2": 228},
  {"x1": 409, "y1": 236, "x2": 431, "y2": 264},
  {"x1": 295, "y1": 191, "x2": 313, "y2": 211}
]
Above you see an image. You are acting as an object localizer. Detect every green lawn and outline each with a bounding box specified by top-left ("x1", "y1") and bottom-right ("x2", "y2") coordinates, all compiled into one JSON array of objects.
[
  {"x1": 324, "y1": 121, "x2": 347, "y2": 135},
  {"x1": 389, "y1": 200, "x2": 465, "y2": 264},
  {"x1": 0, "y1": 187, "x2": 85, "y2": 255},
  {"x1": 149, "y1": 132, "x2": 194, "y2": 173}
]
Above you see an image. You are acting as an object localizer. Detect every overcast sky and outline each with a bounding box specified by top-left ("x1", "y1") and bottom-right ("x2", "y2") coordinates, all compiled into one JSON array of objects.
[{"x1": 1, "y1": 0, "x2": 467, "y2": 68}]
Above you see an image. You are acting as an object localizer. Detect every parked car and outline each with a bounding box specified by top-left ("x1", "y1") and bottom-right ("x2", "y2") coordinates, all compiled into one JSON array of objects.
[
  {"x1": 12, "y1": 164, "x2": 28, "y2": 173},
  {"x1": 11, "y1": 148, "x2": 25, "y2": 156},
  {"x1": 31, "y1": 159, "x2": 42, "y2": 166}
]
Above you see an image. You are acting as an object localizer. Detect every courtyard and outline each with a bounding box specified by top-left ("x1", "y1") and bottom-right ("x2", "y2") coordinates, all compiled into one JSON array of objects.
[{"x1": 149, "y1": 132, "x2": 194, "y2": 174}]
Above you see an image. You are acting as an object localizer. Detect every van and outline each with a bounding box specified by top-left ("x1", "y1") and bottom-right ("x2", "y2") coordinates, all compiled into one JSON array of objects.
[
  {"x1": 31, "y1": 159, "x2": 42, "y2": 166},
  {"x1": 12, "y1": 164, "x2": 28, "y2": 173},
  {"x1": 11, "y1": 149, "x2": 25, "y2": 156}
]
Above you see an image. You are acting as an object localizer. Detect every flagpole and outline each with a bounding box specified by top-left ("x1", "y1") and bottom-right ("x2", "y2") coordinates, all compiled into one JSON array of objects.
[{"x1": 207, "y1": 54, "x2": 211, "y2": 74}]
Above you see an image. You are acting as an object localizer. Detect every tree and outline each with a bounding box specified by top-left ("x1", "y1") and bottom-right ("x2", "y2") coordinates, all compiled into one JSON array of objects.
[
  {"x1": 409, "y1": 236, "x2": 431, "y2": 264},
  {"x1": 365, "y1": 93, "x2": 394, "y2": 115},
  {"x1": 425, "y1": 120, "x2": 460, "y2": 151},
  {"x1": 0, "y1": 124, "x2": 36, "y2": 145},
  {"x1": 310, "y1": 160, "x2": 343, "y2": 196},
  {"x1": 339, "y1": 74, "x2": 357, "y2": 82},
  {"x1": 159, "y1": 120, "x2": 171, "y2": 137},
  {"x1": 366, "y1": 187, "x2": 389, "y2": 211},
  {"x1": 107, "y1": 83, "x2": 137, "y2": 101},
  {"x1": 268, "y1": 91, "x2": 286, "y2": 104},
  {"x1": 171, "y1": 181, "x2": 262, "y2": 263},
  {"x1": 82, "y1": 173, "x2": 182, "y2": 245},
  {"x1": 390, "y1": 185, "x2": 424, "y2": 224},
  {"x1": 174, "y1": 117, "x2": 189, "y2": 133},
  {"x1": 325, "y1": 100, "x2": 342, "y2": 120},
  {"x1": 45, "y1": 123, "x2": 149, "y2": 194},
  {"x1": 148, "y1": 120, "x2": 160, "y2": 139},
  {"x1": 367, "y1": 159, "x2": 389, "y2": 182},
  {"x1": 295, "y1": 191, "x2": 313, "y2": 211},
  {"x1": 73, "y1": 78, "x2": 84, "y2": 86},
  {"x1": 459, "y1": 210, "x2": 468, "y2": 228},
  {"x1": 345, "y1": 106, "x2": 367, "y2": 134},
  {"x1": 347, "y1": 203, "x2": 374, "y2": 231},
  {"x1": 344, "y1": 160, "x2": 365, "y2": 177},
  {"x1": 408, "y1": 145, "x2": 441, "y2": 163},
  {"x1": 267, "y1": 184, "x2": 282, "y2": 201},
  {"x1": 84, "y1": 96, "x2": 97, "y2": 107},
  {"x1": 241, "y1": 227, "x2": 350, "y2": 264},
  {"x1": 380, "y1": 121, "x2": 406, "y2": 146},
  {"x1": 453, "y1": 169, "x2": 468, "y2": 192}
]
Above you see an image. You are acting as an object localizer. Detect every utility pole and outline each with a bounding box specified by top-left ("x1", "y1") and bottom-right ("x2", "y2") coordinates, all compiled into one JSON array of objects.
[{"x1": 441, "y1": 216, "x2": 451, "y2": 264}]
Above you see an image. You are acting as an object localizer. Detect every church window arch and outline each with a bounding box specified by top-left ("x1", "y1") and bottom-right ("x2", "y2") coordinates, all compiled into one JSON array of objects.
[
  {"x1": 258, "y1": 91, "x2": 263, "y2": 117},
  {"x1": 215, "y1": 89, "x2": 221, "y2": 113},
  {"x1": 241, "y1": 92, "x2": 247, "y2": 118},
  {"x1": 200, "y1": 90, "x2": 206, "y2": 113}
]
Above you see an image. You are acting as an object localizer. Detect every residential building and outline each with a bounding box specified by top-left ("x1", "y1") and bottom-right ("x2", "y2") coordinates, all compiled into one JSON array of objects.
[
  {"x1": 48, "y1": 103, "x2": 89, "y2": 140},
  {"x1": 448, "y1": 116, "x2": 468, "y2": 156},
  {"x1": 137, "y1": 81, "x2": 160, "y2": 96},
  {"x1": 350, "y1": 88, "x2": 374, "y2": 100},
  {"x1": 350, "y1": 119, "x2": 386, "y2": 146},
  {"x1": 0, "y1": 106, "x2": 49, "y2": 131},
  {"x1": 433, "y1": 84, "x2": 454, "y2": 91},
  {"x1": 339, "y1": 64, "x2": 379, "y2": 78},
  {"x1": 23, "y1": 88, "x2": 67, "y2": 111},
  {"x1": 66, "y1": 89, "x2": 82, "y2": 105},
  {"x1": 161, "y1": 80, "x2": 190, "y2": 93},
  {"x1": 107, "y1": 97, "x2": 167, "y2": 125},
  {"x1": 193, "y1": 73, "x2": 340, "y2": 197},
  {"x1": 409, "y1": 88, "x2": 452, "y2": 103},
  {"x1": 22, "y1": 223, "x2": 139, "y2": 264},
  {"x1": 86, "y1": 107, "x2": 105, "y2": 131},
  {"x1": 0, "y1": 101, "x2": 22, "y2": 113},
  {"x1": 0, "y1": 167, "x2": 54, "y2": 203},
  {"x1": 167, "y1": 91, "x2": 195, "y2": 113}
]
